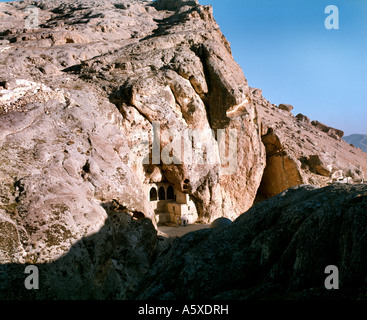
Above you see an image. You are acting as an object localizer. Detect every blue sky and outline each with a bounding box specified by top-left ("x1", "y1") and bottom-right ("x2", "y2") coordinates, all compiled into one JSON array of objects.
[
  {"x1": 1, "y1": 0, "x2": 366, "y2": 135},
  {"x1": 200, "y1": 0, "x2": 367, "y2": 136}
]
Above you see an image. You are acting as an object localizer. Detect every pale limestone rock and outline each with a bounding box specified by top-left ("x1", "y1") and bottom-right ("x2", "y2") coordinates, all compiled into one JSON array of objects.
[
  {"x1": 256, "y1": 130, "x2": 304, "y2": 198},
  {"x1": 0, "y1": 0, "x2": 266, "y2": 270},
  {"x1": 0, "y1": 83, "x2": 147, "y2": 263},
  {"x1": 307, "y1": 155, "x2": 331, "y2": 177}
]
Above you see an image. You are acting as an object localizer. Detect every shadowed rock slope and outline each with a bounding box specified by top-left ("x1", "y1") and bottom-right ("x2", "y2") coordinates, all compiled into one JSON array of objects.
[{"x1": 137, "y1": 183, "x2": 367, "y2": 300}]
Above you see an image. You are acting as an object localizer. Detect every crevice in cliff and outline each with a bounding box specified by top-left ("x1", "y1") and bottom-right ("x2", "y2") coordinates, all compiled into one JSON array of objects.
[
  {"x1": 108, "y1": 82, "x2": 152, "y2": 126},
  {"x1": 194, "y1": 44, "x2": 231, "y2": 130},
  {"x1": 190, "y1": 44, "x2": 213, "y2": 129}
]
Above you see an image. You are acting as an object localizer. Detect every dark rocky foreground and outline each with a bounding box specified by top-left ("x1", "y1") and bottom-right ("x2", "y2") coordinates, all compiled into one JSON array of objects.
[
  {"x1": 137, "y1": 183, "x2": 367, "y2": 300},
  {"x1": 1, "y1": 183, "x2": 367, "y2": 300}
]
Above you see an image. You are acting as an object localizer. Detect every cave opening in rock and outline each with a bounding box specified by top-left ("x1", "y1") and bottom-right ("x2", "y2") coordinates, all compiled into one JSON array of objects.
[{"x1": 82, "y1": 161, "x2": 90, "y2": 173}]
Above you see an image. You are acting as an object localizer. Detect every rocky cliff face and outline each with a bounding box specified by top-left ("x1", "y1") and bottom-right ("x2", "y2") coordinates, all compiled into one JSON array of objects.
[
  {"x1": 0, "y1": 0, "x2": 268, "y2": 266},
  {"x1": 0, "y1": 0, "x2": 366, "y2": 298}
]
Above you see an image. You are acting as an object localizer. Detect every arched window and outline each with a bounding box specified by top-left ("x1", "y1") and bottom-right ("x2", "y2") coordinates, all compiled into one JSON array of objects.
[
  {"x1": 149, "y1": 188, "x2": 157, "y2": 201},
  {"x1": 158, "y1": 186, "x2": 166, "y2": 200},
  {"x1": 167, "y1": 185, "x2": 174, "y2": 200}
]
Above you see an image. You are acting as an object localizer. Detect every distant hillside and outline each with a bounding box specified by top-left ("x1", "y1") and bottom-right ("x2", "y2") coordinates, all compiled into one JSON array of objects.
[{"x1": 344, "y1": 134, "x2": 367, "y2": 153}]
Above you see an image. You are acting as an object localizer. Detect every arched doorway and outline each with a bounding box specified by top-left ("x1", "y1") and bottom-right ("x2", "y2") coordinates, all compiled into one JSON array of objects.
[
  {"x1": 167, "y1": 185, "x2": 174, "y2": 200},
  {"x1": 149, "y1": 187, "x2": 157, "y2": 201},
  {"x1": 158, "y1": 186, "x2": 166, "y2": 200}
]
